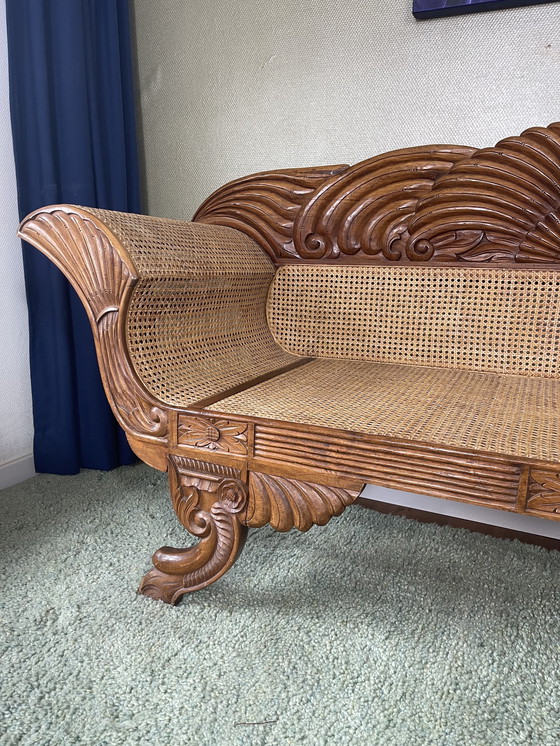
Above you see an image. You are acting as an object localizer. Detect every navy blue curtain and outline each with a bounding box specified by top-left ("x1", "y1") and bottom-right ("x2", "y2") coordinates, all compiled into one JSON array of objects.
[{"x1": 7, "y1": 0, "x2": 139, "y2": 473}]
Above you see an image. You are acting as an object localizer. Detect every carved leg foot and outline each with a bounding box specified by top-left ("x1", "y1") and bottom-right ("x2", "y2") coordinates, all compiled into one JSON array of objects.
[{"x1": 139, "y1": 456, "x2": 248, "y2": 605}]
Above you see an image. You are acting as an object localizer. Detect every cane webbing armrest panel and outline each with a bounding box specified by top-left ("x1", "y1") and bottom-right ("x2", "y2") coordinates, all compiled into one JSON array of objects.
[
  {"x1": 208, "y1": 359, "x2": 560, "y2": 463},
  {"x1": 83, "y1": 208, "x2": 298, "y2": 406},
  {"x1": 84, "y1": 207, "x2": 267, "y2": 277},
  {"x1": 268, "y1": 265, "x2": 560, "y2": 379}
]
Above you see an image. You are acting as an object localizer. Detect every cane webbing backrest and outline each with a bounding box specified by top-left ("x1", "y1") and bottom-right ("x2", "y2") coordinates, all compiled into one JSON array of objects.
[{"x1": 267, "y1": 265, "x2": 560, "y2": 379}]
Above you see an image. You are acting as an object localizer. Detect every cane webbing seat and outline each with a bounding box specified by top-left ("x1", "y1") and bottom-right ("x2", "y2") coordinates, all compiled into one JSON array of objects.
[
  {"x1": 207, "y1": 359, "x2": 560, "y2": 463},
  {"x1": 92, "y1": 223, "x2": 560, "y2": 463},
  {"x1": 116, "y1": 255, "x2": 560, "y2": 464}
]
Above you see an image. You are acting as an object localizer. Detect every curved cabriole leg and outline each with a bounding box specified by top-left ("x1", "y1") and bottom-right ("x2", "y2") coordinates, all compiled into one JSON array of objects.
[{"x1": 139, "y1": 456, "x2": 248, "y2": 605}]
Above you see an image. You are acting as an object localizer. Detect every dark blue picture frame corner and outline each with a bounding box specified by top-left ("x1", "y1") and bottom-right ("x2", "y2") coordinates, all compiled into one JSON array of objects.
[{"x1": 413, "y1": 0, "x2": 559, "y2": 20}]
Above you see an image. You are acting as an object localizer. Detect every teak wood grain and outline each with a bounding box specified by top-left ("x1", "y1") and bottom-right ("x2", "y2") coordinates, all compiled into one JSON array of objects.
[{"x1": 18, "y1": 121, "x2": 560, "y2": 605}]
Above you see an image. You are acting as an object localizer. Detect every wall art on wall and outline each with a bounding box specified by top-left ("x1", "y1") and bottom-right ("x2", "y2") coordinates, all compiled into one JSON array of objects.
[{"x1": 413, "y1": 0, "x2": 558, "y2": 19}]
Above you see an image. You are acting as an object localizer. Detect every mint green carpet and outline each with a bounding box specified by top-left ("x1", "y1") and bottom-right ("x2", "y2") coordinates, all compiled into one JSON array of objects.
[{"x1": 1, "y1": 463, "x2": 559, "y2": 745}]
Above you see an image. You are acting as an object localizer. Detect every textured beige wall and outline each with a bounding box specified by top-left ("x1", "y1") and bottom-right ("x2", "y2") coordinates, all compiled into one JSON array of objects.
[{"x1": 132, "y1": 0, "x2": 560, "y2": 220}]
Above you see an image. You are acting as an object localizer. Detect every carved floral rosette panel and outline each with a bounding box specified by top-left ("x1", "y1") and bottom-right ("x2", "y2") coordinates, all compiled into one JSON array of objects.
[
  {"x1": 194, "y1": 122, "x2": 560, "y2": 265},
  {"x1": 178, "y1": 415, "x2": 248, "y2": 454}
]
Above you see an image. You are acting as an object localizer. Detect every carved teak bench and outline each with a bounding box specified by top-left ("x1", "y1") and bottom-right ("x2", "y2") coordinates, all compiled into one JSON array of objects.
[{"x1": 19, "y1": 122, "x2": 560, "y2": 604}]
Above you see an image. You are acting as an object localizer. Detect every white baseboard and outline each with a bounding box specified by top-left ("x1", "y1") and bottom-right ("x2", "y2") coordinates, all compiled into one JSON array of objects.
[
  {"x1": 360, "y1": 484, "x2": 560, "y2": 540},
  {"x1": 0, "y1": 454, "x2": 35, "y2": 490}
]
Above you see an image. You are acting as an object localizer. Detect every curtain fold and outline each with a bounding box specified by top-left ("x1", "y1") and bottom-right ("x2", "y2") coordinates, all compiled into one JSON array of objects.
[{"x1": 6, "y1": 0, "x2": 140, "y2": 473}]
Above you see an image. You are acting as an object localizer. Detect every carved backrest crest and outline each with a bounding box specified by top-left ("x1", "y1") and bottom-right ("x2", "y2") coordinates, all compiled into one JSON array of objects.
[
  {"x1": 194, "y1": 123, "x2": 560, "y2": 266},
  {"x1": 292, "y1": 145, "x2": 475, "y2": 262}
]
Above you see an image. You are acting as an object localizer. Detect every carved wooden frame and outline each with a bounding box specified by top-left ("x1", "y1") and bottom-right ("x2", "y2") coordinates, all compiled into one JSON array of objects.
[{"x1": 19, "y1": 121, "x2": 560, "y2": 605}]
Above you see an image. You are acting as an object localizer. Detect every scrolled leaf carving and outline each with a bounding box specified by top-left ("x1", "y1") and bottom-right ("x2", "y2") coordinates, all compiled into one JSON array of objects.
[
  {"x1": 247, "y1": 472, "x2": 358, "y2": 532},
  {"x1": 18, "y1": 208, "x2": 136, "y2": 322},
  {"x1": 526, "y1": 469, "x2": 560, "y2": 515},
  {"x1": 139, "y1": 455, "x2": 248, "y2": 604},
  {"x1": 193, "y1": 165, "x2": 348, "y2": 261},
  {"x1": 96, "y1": 312, "x2": 168, "y2": 438},
  {"x1": 194, "y1": 123, "x2": 560, "y2": 266},
  {"x1": 293, "y1": 145, "x2": 476, "y2": 262},
  {"x1": 406, "y1": 122, "x2": 560, "y2": 263}
]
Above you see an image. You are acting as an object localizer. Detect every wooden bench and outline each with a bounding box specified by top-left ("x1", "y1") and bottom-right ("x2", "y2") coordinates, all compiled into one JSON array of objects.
[{"x1": 19, "y1": 121, "x2": 560, "y2": 604}]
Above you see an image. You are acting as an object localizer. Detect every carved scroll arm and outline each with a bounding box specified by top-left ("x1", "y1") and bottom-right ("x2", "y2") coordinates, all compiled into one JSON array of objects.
[{"x1": 18, "y1": 205, "x2": 289, "y2": 443}]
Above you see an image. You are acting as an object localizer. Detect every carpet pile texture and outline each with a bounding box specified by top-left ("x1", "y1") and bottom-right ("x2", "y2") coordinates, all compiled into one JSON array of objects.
[{"x1": 1, "y1": 463, "x2": 559, "y2": 745}]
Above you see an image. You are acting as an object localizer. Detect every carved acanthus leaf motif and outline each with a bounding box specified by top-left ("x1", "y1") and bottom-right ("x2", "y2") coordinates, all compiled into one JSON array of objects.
[
  {"x1": 18, "y1": 206, "x2": 168, "y2": 439},
  {"x1": 18, "y1": 208, "x2": 136, "y2": 321},
  {"x1": 247, "y1": 472, "x2": 358, "y2": 532},
  {"x1": 527, "y1": 469, "x2": 560, "y2": 515},
  {"x1": 406, "y1": 122, "x2": 560, "y2": 263},
  {"x1": 292, "y1": 146, "x2": 476, "y2": 261},
  {"x1": 139, "y1": 455, "x2": 248, "y2": 604},
  {"x1": 178, "y1": 416, "x2": 248, "y2": 454},
  {"x1": 193, "y1": 165, "x2": 348, "y2": 261}
]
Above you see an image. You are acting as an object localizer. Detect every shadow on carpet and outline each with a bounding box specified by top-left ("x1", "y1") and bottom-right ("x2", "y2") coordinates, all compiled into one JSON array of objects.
[{"x1": 1, "y1": 463, "x2": 559, "y2": 745}]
